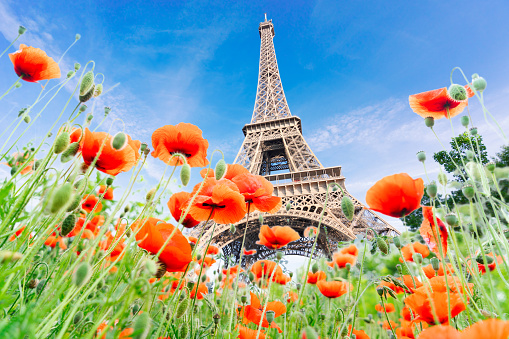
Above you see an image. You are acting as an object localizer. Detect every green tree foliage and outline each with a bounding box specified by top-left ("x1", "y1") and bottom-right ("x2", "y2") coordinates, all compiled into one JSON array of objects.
[{"x1": 494, "y1": 144, "x2": 509, "y2": 167}]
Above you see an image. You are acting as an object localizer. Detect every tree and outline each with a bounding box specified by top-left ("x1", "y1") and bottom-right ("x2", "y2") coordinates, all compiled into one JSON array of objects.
[{"x1": 494, "y1": 144, "x2": 509, "y2": 167}]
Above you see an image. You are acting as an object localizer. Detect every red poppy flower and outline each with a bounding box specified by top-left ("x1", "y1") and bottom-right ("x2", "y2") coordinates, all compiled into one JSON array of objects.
[
  {"x1": 307, "y1": 271, "x2": 326, "y2": 284},
  {"x1": 68, "y1": 217, "x2": 100, "y2": 239},
  {"x1": 9, "y1": 226, "x2": 27, "y2": 241},
  {"x1": 422, "y1": 262, "x2": 455, "y2": 279},
  {"x1": 206, "y1": 245, "x2": 219, "y2": 256},
  {"x1": 316, "y1": 280, "x2": 352, "y2": 298},
  {"x1": 468, "y1": 252, "x2": 503, "y2": 275},
  {"x1": 244, "y1": 249, "x2": 257, "y2": 255},
  {"x1": 190, "y1": 282, "x2": 208, "y2": 299},
  {"x1": 196, "y1": 256, "x2": 216, "y2": 268},
  {"x1": 81, "y1": 128, "x2": 141, "y2": 176},
  {"x1": 366, "y1": 173, "x2": 424, "y2": 218},
  {"x1": 303, "y1": 226, "x2": 318, "y2": 237},
  {"x1": 232, "y1": 173, "x2": 282, "y2": 213},
  {"x1": 223, "y1": 265, "x2": 244, "y2": 276},
  {"x1": 9, "y1": 44, "x2": 61, "y2": 82},
  {"x1": 327, "y1": 252, "x2": 357, "y2": 269},
  {"x1": 256, "y1": 225, "x2": 300, "y2": 250},
  {"x1": 239, "y1": 292, "x2": 286, "y2": 333},
  {"x1": 250, "y1": 260, "x2": 283, "y2": 281},
  {"x1": 188, "y1": 178, "x2": 247, "y2": 224},
  {"x1": 167, "y1": 192, "x2": 200, "y2": 228},
  {"x1": 45, "y1": 233, "x2": 67, "y2": 250},
  {"x1": 118, "y1": 328, "x2": 134, "y2": 339},
  {"x1": 151, "y1": 123, "x2": 209, "y2": 167},
  {"x1": 348, "y1": 325, "x2": 370, "y2": 339},
  {"x1": 236, "y1": 324, "x2": 266, "y2": 339},
  {"x1": 409, "y1": 85, "x2": 473, "y2": 120},
  {"x1": 188, "y1": 236, "x2": 198, "y2": 245},
  {"x1": 401, "y1": 306, "x2": 416, "y2": 321},
  {"x1": 404, "y1": 288, "x2": 466, "y2": 325},
  {"x1": 200, "y1": 163, "x2": 249, "y2": 180},
  {"x1": 81, "y1": 194, "x2": 103, "y2": 214},
  {"x1": 400, "y1": 242, "x2": 430, "y2": 262},
  {"x1": 420, "y1": 206, "x2": 448, "y2": 259},
  {"x1": 132, "y1": 218, "x2": 192, "y2": 272},
  {"x1": 286, "y1": 291, "x2": 298, "y2": 303},
  {"x1": 273, "y1": 272, "x2": 291, "y2": 285},
  {"x1": 98, "y1": 185, "x2": 114, "y2": 200},
  {"x1": 375, "y1": 302, "x2": 396, "y2": 313},
  {"x1": 381, "y1": 320, "x2": 398, "y2": 331},
  {"x1": 339, "y1": 244, "x2": 359, "y2": 256}
]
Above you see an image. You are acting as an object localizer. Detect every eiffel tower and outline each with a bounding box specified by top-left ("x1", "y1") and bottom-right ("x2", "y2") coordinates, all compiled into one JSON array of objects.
[{"x1": 191, "y1": 15, "x2": 399, "y2": 267}]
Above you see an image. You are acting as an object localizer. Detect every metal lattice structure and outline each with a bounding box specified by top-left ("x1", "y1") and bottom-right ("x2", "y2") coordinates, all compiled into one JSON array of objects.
[{"x1": 191, "y1": 16, "x2": 399, "y2": 268}]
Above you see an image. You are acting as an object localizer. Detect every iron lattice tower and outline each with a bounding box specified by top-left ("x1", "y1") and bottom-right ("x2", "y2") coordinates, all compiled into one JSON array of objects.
[{"x1": 191, "y1": 16, "x2": 399, "y2": 267}]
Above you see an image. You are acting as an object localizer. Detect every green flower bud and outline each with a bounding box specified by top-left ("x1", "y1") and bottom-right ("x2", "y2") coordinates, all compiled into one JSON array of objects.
[
  {"x1": 286, "y1": 202, "x2": 291, "y2": 211},
  {"x1": 424, "y1": 116, "x2": 435, "y2": 128},
  {"x1": 416, "y1": 151, "x2": 426, "y2": 163},
  {"x1": 393, "y1": 237, "x2": 402, "y2": 249},
  {"x1": 133, "y1": 311, "x2": 151, "y2": 339},
  {"x1": 105, "y1": 177, "x2": 114, "y2": 187},
  {"x1": 61, "y1": 214, "x2": 77, "y2": 236},
  {"x1": 476, "y1": 253, "x2": 494, "y2": 265},
  {"x1": 180, "y1": 163, "x2": 191, "y2": 186},
  {"x1": 215, "y1": 159, "x2": 227, "y2": 180},
  {"x1": 332, "y1": 184, "x2": 339, "y2": 192},
  {"x1": 486, "y1": 162, "x2": 496, "y2": 173},
  {"x1": 438, "y1": 172, "x2": 447, "y2": 186},
  {"x1": 180, "y1": 323, "x2": 189, "y2": 338},
  {"x1": 213, "y1": 313, "x2": 220, "y2": 324},
  {"x1": 15, "y1": 82, "x2": 21, "y2": 88},
  {"x1": 296, "y1": 283, "x2": 301, "y2": 290},
  {"x1": 341, "y1": 196, "x2": 354, "y2": 221},
  {"x1": 80, "y1": 71, "x2": 94, "y2": 96},
  {"x1": 470, "y1": 127, "x2": 478, "y2": 135},
  {"x1": 412, "y1": 253, "x2": 423, "y2": 264},
  {"x1": 276, "y1": 251, "x2": 284, "y2": 260},
  {"x1": 86, "y1": 114, "x2": 93, "y2": 123},
  {"x1": 241, "y1": 295, "x2": 248, "y2": 304},
  {"x1": 376, "y1": 287, "x2": 384, "y2": 296},
  {"x1": 27, "y1": 279, "x2": 38, "y2": 289},
  {"x1": 431, "y1": 258, "x2": 440, "y2": 272},
  {"x1": 54, "y1": 131, "x2": 70, "y2": 154},
  {"x1": 176, "y1": 297, "x2": 189, "y2": 318},
  {"x1": 18, "y1": 26, "x2": 26, "y2": 35},
  {"x1": 460, "y1": 115, "x2": 469, "y2": 127},
  {"x1": 345, "y1": 263, "x2": 351, "y2": 271},
  {"x1": 266, "y1": 310, "x2": 275, "y2": 324},
  {"x1": 426, "y1": 181, "x2": 437, "y2": 198},
  {"x1": 23, "y1": 115, "x2": 30, "y2": 123},
  {"x1": 10, "y1": 166, "x2": 17, "y2": 176},
  {"x1": 466, "y1": 150, "x2": 474, "y2": 160},
  {"x1": 60, "y1": 142, "x2": 80, "y2": 163},
  {"x1": 146, "y1": 187, "x2": 157, "y2": 202},
  {"x1": 49, "y1": 183, "x2": 74, "y2": 214},
  {"x1": 472, "y1": 76, "x2": 487, "y2": 92},
  {"x1": 312, "y1": 262, "x2": 319, "y2": 274},
  {"x1": 74, "y1": 63, "x2": 81, "y2": 71},
  {"x1": 73, "y1": 311, "x2": 83, "y2": 324},
  {"x1": 229, "y1": 224, "x2": 236, "y2": 234},
  {"x1": 111, "y1": 132, "x2": 127, "y2": 150},
  {"x1": 75, "y1": 34, "x2": 81, "y2": 40},
  {"x1": 377, "y1": 237, "x2": 389, "y2": 255},
  {"x1": 259, "y1": 214, "x2": 263, "y2": 224},
  {"x1": 448, "y1": 84, "x2": 467, "y2": 101},
  {"x1": 104, "y1": 107, "x2": 111, "y2": 116},
  {"x1": 66, "y1": 71, "x2": 74, "y2": 78},
  {"x1": 140, "y1": 143, "x2": 147, "y2": 152},
  {"x1": 132, "y1": 304, "x2": 141, "y2": 315},
  {"x1": 93, "y1": 83, "x2": 103, "y2": 97},
  {"x1": 462, "y1": 184, "x2": 475, "y2": 200},
  {"x1": 124, "y1": 204, "x2": 130, "y2": 213},
  {"x1": 73, "y1": 262, "x2": 91, "y2": 287},
  {"x1": 248, "y1": 272, "x2": 255, "y2": 282},
  {"x1": 445, "y1": 213, "x2": 458, "y2": 227}
]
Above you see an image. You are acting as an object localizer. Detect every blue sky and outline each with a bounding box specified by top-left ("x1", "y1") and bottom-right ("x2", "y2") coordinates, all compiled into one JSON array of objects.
[{"x1": 1, "y1": 0, "x2": 509, "y2": 230}]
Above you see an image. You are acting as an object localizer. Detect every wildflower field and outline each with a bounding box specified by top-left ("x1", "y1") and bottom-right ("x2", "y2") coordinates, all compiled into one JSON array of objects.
[{"x1": 1, "y1": 23, "x2": 509, "y2": 339}]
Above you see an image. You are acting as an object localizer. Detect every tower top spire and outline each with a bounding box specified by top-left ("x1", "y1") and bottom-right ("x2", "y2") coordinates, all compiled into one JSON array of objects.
[{"x1": 264, "y1": 13, "x2": 267, "y2": 21}]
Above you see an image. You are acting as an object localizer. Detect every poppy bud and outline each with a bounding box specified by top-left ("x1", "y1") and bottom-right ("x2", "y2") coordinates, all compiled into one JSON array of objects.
[
  {"x1": 80, "y1": 71, "x2": 94, "y2": 96},
  {"x1": 18, "y1": 25, "x2": 26, "y2": 35},
  {"x1": 426, "y1": 181, "x2": 437, "y2": 198},
  {"x1": 393, "y1": 237, "x2": 402, "y2": 249},
  {"x1": 66, "y1": 193, "x2": 82, "y2": 212},
  {"x1": 176, "y1": 297, "x2": 189, "y2": 318},
  {"x1": 376, "y1": 287, "x2": 384, "y2": 297},
  {"x1": 75, "y1": 34, "x2": 81, "y2": 40},
  {"x1": 257, "y1": 214, "x2": 264, "y2": 225},
  {"x1": 73, "y1": 262, "x2": 91, "y2": 287},
  {"x1": 286, "y1": 202, "x2": 291, "y2": 211},
  {"x1": 196, "y1": 253, "x2": 203, "y2": 261},
  {"x1": 466, "y1": 150, "x2": 474, "y2": 160},
  {"x1": 431, "y1": 258, "x2": 440, "y2": 272},
  {"x1": 296, "y1": 283, "x2": 301, "y2": 291},
  {"x1": 486, "y1": 162, "x2": 496, "y2": 173},
  {"x1": 312, "y1": 262, "x2": 319, "y2": 274},
  {"x1": 462, "y1": 184, "x2": 475, "y2": 200},
  {"x1": 10, "y1": 166, "x2": 17, "y2": 176},
  {"x1": 27, "y1": 278, "x2": 38, "y2": 289},
  {"x1": 155, "y1": 260, "x2": 167, "y2": 279},
  {"x1": 23, "y1": 115, "x2": 30, "y2": 123},
  {"x1": 460, "y1": 115, "x2": 469, "y2": 127},
  {"x1": 345, "y1": 263, "x2": 351, "y2": 271},
  {"x1": 438, "y1": 172, "x2": 447, "y2": 186},
  {"x1": 111, "y1": 132, "x2": 127, "y2": 150},
  {"x1": 86, "y1": 114, "x2": 93, "y2": 122},
  {"x1": 48, "y1": 132, "x2": 53, "y2": 137},
  {"x1": 200, "y1": 274, "x2": 207, "y2": 283},
  {"x1": 213, "y1": 313, "x2": 220, "y2": 325},
  {"x1": 93, "y1": 83, "x2": 103, "y2": 97},
  {"x1": 229, "y1": 224, "x2": 236, "y2": 234},
  {"x1": 124, "y1": 205, "x2": 130, "y2": 213},
  {"x1": 66, "y1": 71, "x2": 74, "y2": 78},
  {"x1": 472, "y1": 76, "x2": 487, "y2": 92},
  {"x1": 180, "y1": 324, "x2": 189, "y2": 338},
  {"x1": 73, "y1": 311, "x2": 83, "y2": 324},
  {"x1": 412, "y1": 253, "x2": 423, "y2": 264},
  {"x1": 143, "y1": 259, "x2": 157, "y2": 276},
  {"x1": 74, "y1": 63, "x2": 81, "y2": 71},
  {"x1": 396, "y1": 264, "x2": 402, "y2": 275},
  {"x1": 54, "y1": 131, "x2": 70, "y2": 154},
  {"x1": 289, "y1": 271, "x2": 293, "y2": 278},
  {"x1": 266, "y1": 310, "x2": 275, "y2": 324},
  {"x1": 133, "y1": 312, "x2": 151, "y2": 339},
  {"x1": 445, "y1": 213, "x2": 458, "y2": 227},
  {"x1": 49, "y1": 183, "x2": 74, "y2": 213},
  {"x1": 424, "y1": 116, "x2": 434, "y2": 128},
  {"x1": 61, "y1": 142, "x2": 80, "y2": 163},
  {"x1": 180, "y1": 163, "x2": 191, "y2": 186},
  {"x1": 241, "y1": 295, "x2": 248, "y2": 304},
  {"x1": 15, "y1": 82, "x2": 22, "y2": 88},
  {"x1": 146, "y1": 187, "x2": 156, "y2": 202},
  {"x1": 61, "y1": 214, "x2": 77, "y2": 236},
  {"x1": 276, "y1": 251, "x2": 284, "y2": 260},
  {"x1": 132, "y1": 304, "x2": 141, "y2": 315},
  {"x1": 377, "y1": 237, "x2": 389, "y2": 255},
  {"x1": 215, "y1": 159, "x2": 227, "y2": 180},
  {"x1": 476, "y1": 254, "x2": 494, "y2": 265},
  {"x1": 448, "y1": 84, "x2": 467, "y2": 101},
  {"x1": 0, "y1": 250, "x2": 22, "y2": 263},
  {"x1": 470, "y1": 127, "x2": 478, "y2": 135},
  {"x1": 332, "y1": 185, "x2": 339, "y2": 192},
  {"x1": 416, "y1": 151, "x2": 426, "y2": 163},
  {"x1": 341, "y1": 196, "x2": 354, "y2": 221},
  {"x1": 248, "y1": 272, "x2": 255, "y2": 282}
]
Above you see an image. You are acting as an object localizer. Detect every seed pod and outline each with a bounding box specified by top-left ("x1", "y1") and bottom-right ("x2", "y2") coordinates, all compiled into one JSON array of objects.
[
  {"x1": 393, "y1": 237, "x2": 402, "y2": 249},
  {"x1": 74, "y1": 63, "x2": 81, "y2": 71},
  {"x1": 470, "y1": 127, "x2": 478, "y2": 135},
  {"x1": 73, "y1": 262, "x2": 91, "y2": 287},
  {"x1": 311, "y1": 262, "x2": 319, "y2": 274},
  {"x1": 49, "y1": 183, "x2": 74, "y2": 214},
  {"x1": 229, "y1": 224, "x2": 236, "y2": 234},
  {"x1": 106, "y1": 177, "x2": 114, "y2": 186},
  {"x1": 111, "y1": 132, "x2": 127, "y2": 150},
  {"x1": 180, "y1": 163, "x2": 191, "y2": 186},
  {"x1": 241, "y1": 295, "x2": 248, "y2": 304},
  {"x1": 60, "y1": 142, "x2": 80, "y2": 163},
  {"x1": 266, "y1": 310, "x2": 275, "y2": 324},
  {"x1": 424, "y1": 116, "x2": 434, "y2": 128},
  {"x1": 176, "y1": 297, "x2": 189, "y2": 318},
  {"x1": 23, "y1": 115, "x2": 31, "y2": 123},
  {"x1": 73, "y1": 311, "x2": 83, "y2": 324},
  {"x1": 286, "y1": 202, "x2": 291, "y2": 211},
  {"x1": 341, "y1": 196, "x2": 354, "y2": 221},
  {"x1": 376, "y1": 287, "x2": 384, "y2": 297},
  {"x1": 416, "y1": 151, "x2": 426, "y2": 163},
  {"x1": 486, "y1": 162, "x2": 496, "y2": 173},
  {"x1": 377, "y1": 237, "x2": 389, "y2": 255},
  {"x1": 133, "y1": 311, "x2": 151, "y2": 339},
  {"x1": 213, "y1": 313, "x2": 220, "y2": 324},
  {"x1": 104, "y1": 107, "x2": 111, "y2": 116},
  {"x1": 460, "y1": 115, "x2": 469, "y2": 127},
  {"x1": 66, "y1": 193, "x2": 82, "y2": 212},
  {"x1": 18, "y1": 25, "x2": 26, "y2": 35},
  {"x1": 448, "y1": 84, "x2": 467, "y2": 101},
  {"x1": 412, "y1": 253, "x2": 423, "y2": 264},
  {"x1": 93, "y1": 83, "x2": 103, "y2": 97},
  {"x1": 426, "y1": 182, "x2": 437, "y2": 198},
  {"x1": 215, "y1": 159, "x2": 227, "y2": 180},
  {"x1": 472, "y1": 76, "x2": 487, "y2": 92},
  {"x1": 54, "y1": 131, "x2": 70, "y2": 154},
  {"x1": 140, "y1": 143, "x2": 147, "y2": 152},
  {"x1": 61, "y1": 214, "x2": 77, "y2": 236},
  {"x1": 445, "y1": 213, "x2": 458, "y2": 227},
  {"x1": 66, "y1": 71, "x2": 74, "y2": 78},
  {"x1": 146, "y1": 187, "x2": 157, "y2": 202},
  {"x1": 276, "y1": 251, "x2": 283, "y2": 260},
  {"x1": 80, "y1": 71, "x2": 94, "y2": 96},
  {"x1": 462, "y1": 185, "x2": 475, "y2": 200},
  {"x1": 431, "y1": 258, "x2": 440, "y2": 272}
]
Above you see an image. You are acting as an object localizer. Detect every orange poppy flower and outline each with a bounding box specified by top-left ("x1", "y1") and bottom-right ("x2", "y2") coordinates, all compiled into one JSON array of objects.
[
  {"x1": 81, "y1": 194, "x2": 103, "y2": 214},
  {"x1": 461, "y1": 319, "x2": 509, "y2": 339},
  {"x1": 316, "y1": 280, "x2": 352, "y2": 298},
  {"x1": 223, "y1": 265, "x2": 244, "y2": 276},
  {"x1": 303, "y1": 226, "x2": 318, "y2": 237},
  {"x1": 347, "y1": 325, "x2": 370, "y2": 339},
  {"x1": 188, "y1": 178, "x2": 247, "y2": 225},
  {"x1": 98, "y1": 185, "x2": 114, "y2": 200},
  {"x1": 420, "y1": 206, "x2": 448, "y2": 259},
  {"x1": 3, "y1": 151, "x2": 35, "y2": 175},
  {"x1": 381, "y1": 320, "x2": 398, "y2": 331},
  {"x1": 133, "y1": 218, "x2": 192, "y2": 272},
  {"x1": 307, "y1": 271, "x2": 326, "y2": 284},
  {"x1": 401, "y1": 306, "x2": 415, "y2": 321},
  {"x1": 81, "y1": 128, "x2": 141, "y2": 176},
  {"x1": 417, "y1": 325, "x2": 460, "y2": 339},
  {"x1": 200, "y1": 163, "x2": 249, "y2": 180},
  {"x1": 375, "y1": 302, "x2": 396, "y2": 313},
  {"x1": 188, "y1": 236, "x2": 198, "y2": 245},
  {"x1": 9, "y1": 226, "x2": 27, "y2": 241},
  {"x1": 339, "y1": 244, "x2": 359, "y2": 256},
  {"x1": 206, "y1": 245, "x2": 219, "y2": 256},
  {"x1": 286, "y1": 291, "x2": 298, "y2": 303},
  {"x1": 236, "y1": 324, "x2": 266, "y2": 339},
  {"x1": 232, "y1": 173, "x2": 282, "y2": 213},
  {"x1": 409, "y1": 85, "x2": 473, "y2": 120},
  {"x1": 327, "y1": 252, "x2": 357, "y2": 269},
  {"x1": 45, "y1": 233, "x2": 67, "y2": 250},
  {"x1": 196, "y1": 256, "x2": 216, "y2": 268},
  {"x1": 422, "y1": 262, "x2": 455, "y2": 279},
  {"x1": 190, "y1": 282, "x2": 208, "y2": 299},
  {"x1": 468, "y1": 252, "x2": 504, "y2": 275},
  {"x1": 244, "y1": 249, "x2": 257, "y2": 255},
  {"x1": 9, "y1": 44, "x2": 61, "y2": 82},
  {"x1": 256, "y1": 225, "x2": 300, "y2": 250},
  {"x1": 366, "y1": 173, "x2": 424, "y2": 218},
  {"x1": 404, "y1": 288, "x2": 466, "y2": 325},
  {"x1": 273, "y1": 272, "x2": 291, "y2": 285},
  {"x1": 250, "y1": 260, "x2": 283, "y2": 280},
  {"x1": 118, "y1": 328, "x2": 134, "y2": 339},
  {"x1": 239, "y1": 292, "x2": 286, "y2": 333},
  {"x1": 400, "y1": 242, "x2": 430, "y2": 262},
  {"x1": 167, "y1": 192, "x2": 200, "y2": 228},
  {"x1": 378, "y1": 275, "x2": 422, "y2": 294},
  {"x1": 151, "y1": 123, "x2": 209, "y2": 167},
  {"x1": 396, "y1": 318, "x2": 423, "y2": 339}
]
